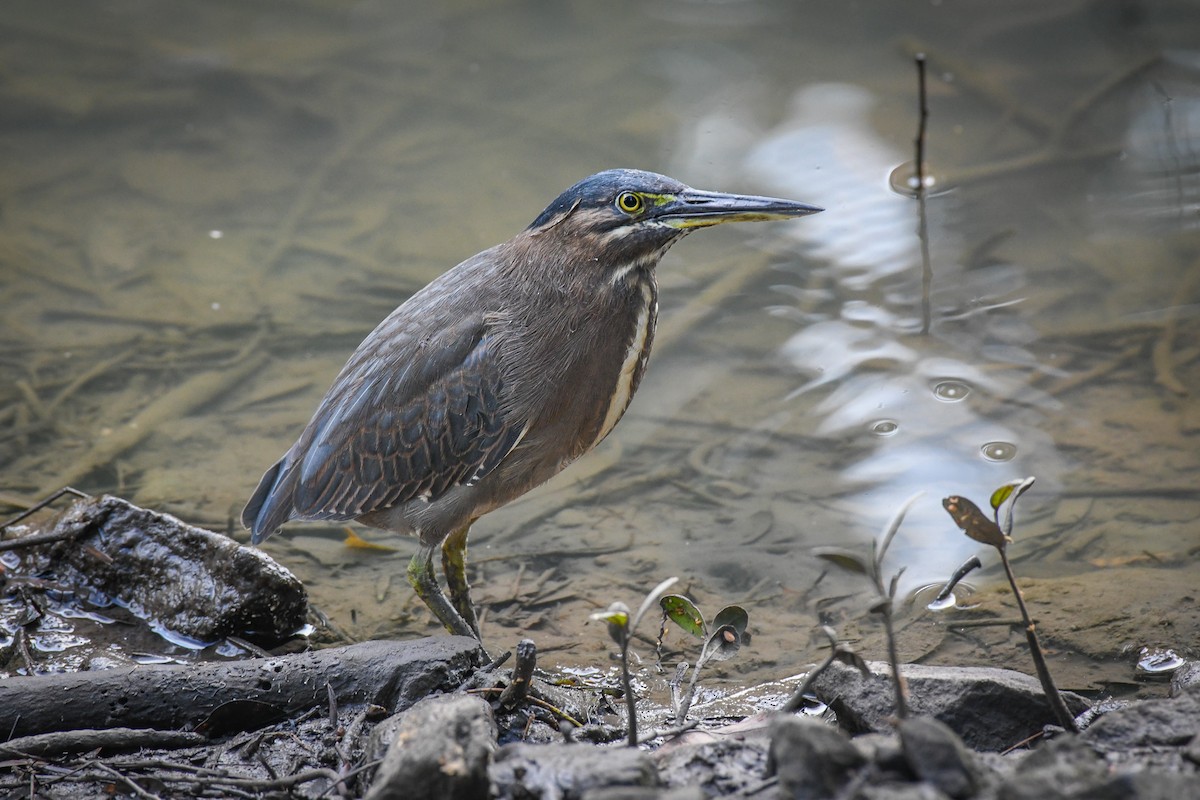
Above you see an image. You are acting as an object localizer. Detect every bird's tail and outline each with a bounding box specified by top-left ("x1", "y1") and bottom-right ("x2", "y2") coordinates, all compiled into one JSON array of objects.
[{"x1": 242, "y1": 456, "x2": 298, "y2": 544}]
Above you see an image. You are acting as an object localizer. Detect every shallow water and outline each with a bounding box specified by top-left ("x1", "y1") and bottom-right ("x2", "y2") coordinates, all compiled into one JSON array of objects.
[{"x1": 2, "y1": 1, "x2": 1198, "y2": 696}]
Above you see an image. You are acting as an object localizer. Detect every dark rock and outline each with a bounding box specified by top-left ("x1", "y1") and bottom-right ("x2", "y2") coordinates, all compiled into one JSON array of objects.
[
  {"x1": 898, "y1": 717, "x2": 980, "y2": 799},
  {"x1": 365, "y1": 694, "x2": 496, "y2": 800},
  {"x1": 491, "y1": 742, "x2": 658, "y2": 800},
  {"x1": 1185, "y1": 733, "x2": 1200, "y2": 767},
  {"x1": 811, "y1": 661, "x2": 1090, "y2": 751},
  {"x1": 1082, "y1": 685, "x2": 1200, "y2": 749},
  {"x1": 654, "y1": 738, "x2": 770, "y2": 797},
  {"x1": 44, "y1": 495, "x2": 306, "y2": 644},
  {"x1": 769, "y1": 716, "x2": 866, "y2": 800}
]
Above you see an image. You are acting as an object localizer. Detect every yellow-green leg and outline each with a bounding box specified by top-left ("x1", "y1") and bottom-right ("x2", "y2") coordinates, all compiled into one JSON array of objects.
[
  {"x1": 441, "y1": 524, "x2": 481, "y2": 640},
  {"x1": 407, "y1": 543, "x2": 476, "y2": 639}
]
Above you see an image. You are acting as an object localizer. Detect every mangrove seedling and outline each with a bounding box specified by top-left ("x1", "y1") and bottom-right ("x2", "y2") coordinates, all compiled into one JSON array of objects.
[
  {"x1": 656, "y1": 594, "x2": 751, "y2": 724},
  {"x1": 942, "y1": 477, "x2": 1079, "y2": 732},
  {"x1": 812, "y1": 492, "x2": 921, "y2": 719},
  {"x1": 589, "y1": 576, "x2": 679, "y2": 747}
]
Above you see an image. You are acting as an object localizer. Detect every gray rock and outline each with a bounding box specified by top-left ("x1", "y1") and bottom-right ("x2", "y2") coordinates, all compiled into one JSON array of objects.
[
  {"x1": 997, "y1": 735, "x2": 1105, "y2": 800},
  {"x1": 898, "y1": 717, "x2": 980, "y2": 799},
  {"x1": 811, "y1": 661, "x2": 1090, "y2": 751},
  {"x1": 999, "y1": 732, "x2": 1199, "y2": 800},
  {"x1": 365, "y1": 694, "x2": 497, "y2": 800},
  {"x1": 854, "y1": 785, "x2": 950, "y2": 800},
  {"x1": 769, "y1": 716, "x2": 866, "y2": 800},
  {"x1": 582, "y1": 788, "x2": 706, "y2": 800},
  {"x1": 1082, "y1": 685, "x2": 1200, "y2": 749},
  {"x1": 491, "y1": 742, "x2": 658, "y2": 800},
  {"x1": 654, "y1": 738, "x2": 771, "y2": 797},
  {"x1": 1082, "y1": 772, "x2": 1200, "y2": 800}
]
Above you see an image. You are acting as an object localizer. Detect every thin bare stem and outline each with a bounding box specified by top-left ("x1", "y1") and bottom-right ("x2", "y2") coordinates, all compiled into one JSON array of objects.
[
  {"x1": 620, "y1": 633, "x2": 638, "y2": 747},
  {"x1": 879, "y1": 600, "x2": 908, "y2": 719},
  {"x1": 915, "y1": 53, "x2": 929, "y2": 187},
  {"x1": 998, "y1": 548, "x2": 1078, "y2": 732}
]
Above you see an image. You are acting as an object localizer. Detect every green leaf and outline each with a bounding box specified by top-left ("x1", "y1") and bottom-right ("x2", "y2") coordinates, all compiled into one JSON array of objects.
[
  {"x1": 589, "y1": 602, "x2": 630, "y2": 646},
  {"x1": 660, "y1": 595, "x2": 706, "y2": 639},
  {"x1": 813, "y1": 547, "x2": 869, "y2": 575},
  {"x1": 990, "y1": 483, "x2": 1016, "y2": 512},
  {"x1": 711, "y1": 605, "x2": 749, "y2": 639}
]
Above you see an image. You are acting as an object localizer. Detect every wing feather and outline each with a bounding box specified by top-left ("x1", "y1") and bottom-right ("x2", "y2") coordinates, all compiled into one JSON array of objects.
[{"x1": 283, "y1": 314, "x2": 522, "y2": 521}]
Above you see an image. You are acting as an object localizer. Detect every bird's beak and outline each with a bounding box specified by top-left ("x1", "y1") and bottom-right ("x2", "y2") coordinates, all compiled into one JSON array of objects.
[{"x1": 655, "y1": 188, "x2": 823, "y2": 230}]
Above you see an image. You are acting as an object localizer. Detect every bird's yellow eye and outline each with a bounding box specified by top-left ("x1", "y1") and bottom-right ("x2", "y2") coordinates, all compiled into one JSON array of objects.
[{"x1": 616, "y1": 192, "x2": 643, "y2": 214}]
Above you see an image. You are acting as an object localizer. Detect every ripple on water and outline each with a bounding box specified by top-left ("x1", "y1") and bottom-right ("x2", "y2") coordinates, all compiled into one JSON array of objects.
[
  {"x1": 933, "y1": 380, "x2": 971, "y2": 402},
  {"x1": 980, "y1": 441, "x2": 1017, "y2": 462},
  {"x1": 870, "y1": 419, "x2": 900, "y2": 437}
]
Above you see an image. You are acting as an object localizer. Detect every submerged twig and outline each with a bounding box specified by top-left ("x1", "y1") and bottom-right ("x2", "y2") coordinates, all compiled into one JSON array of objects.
[{"x1": 38, "y1": 353, "x2": 268, "y2": 494}]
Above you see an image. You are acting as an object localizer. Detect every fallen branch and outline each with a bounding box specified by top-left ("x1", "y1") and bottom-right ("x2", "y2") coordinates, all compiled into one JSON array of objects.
[{"x1": 0, "y1": 638, "x2": 480, "y2": 738}]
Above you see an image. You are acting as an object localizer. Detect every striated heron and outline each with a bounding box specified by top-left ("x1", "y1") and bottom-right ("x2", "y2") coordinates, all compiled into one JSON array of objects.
[{"x1": 243, "y1": 169, "x2": 821, "y2": 642}]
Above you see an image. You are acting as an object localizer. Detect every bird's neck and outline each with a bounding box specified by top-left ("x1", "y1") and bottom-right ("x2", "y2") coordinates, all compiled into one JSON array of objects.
[{"x1": 588, "y1": 267, "x2": 658, "y2": 450}]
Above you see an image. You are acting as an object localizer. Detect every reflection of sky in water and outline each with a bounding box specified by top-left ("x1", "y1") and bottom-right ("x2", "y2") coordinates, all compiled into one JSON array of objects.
[
  {"x1": 747, "y1": 84, "x2": 920, "y2": 290},
  {"x1": 697, "y1": 82, "x2": 1070, "y2": 577}
]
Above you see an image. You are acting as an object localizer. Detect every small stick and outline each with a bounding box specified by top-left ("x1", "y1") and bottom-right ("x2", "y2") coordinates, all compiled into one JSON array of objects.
[
  {"x1": 914, "y1": 53, "x2": 929, "y2": 189},
  {"x1": 0, "y1": 487, "x2": 91, "y2": 535},
  {"x1": 0, "y1": 728, "x2": 205, "y2": 759},
  {"x1": 913, "y1": 53, "x2": 933, "y2": 335},
  {"x1": 498, "y1": 638, "x2": 536, "y2": 708}
]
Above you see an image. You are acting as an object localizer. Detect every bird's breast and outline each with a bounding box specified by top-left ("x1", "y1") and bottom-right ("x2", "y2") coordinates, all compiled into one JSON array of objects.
[{"x1": 589, "y1": 275, "x2": 658, "y2": 450}]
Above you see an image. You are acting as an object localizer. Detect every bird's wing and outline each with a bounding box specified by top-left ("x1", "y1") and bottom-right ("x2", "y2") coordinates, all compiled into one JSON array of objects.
[{"x1": 286, "y1": 312, "x2": 524, "y2": 521}]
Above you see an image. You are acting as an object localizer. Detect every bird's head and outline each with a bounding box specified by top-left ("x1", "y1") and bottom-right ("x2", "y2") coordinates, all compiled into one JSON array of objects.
[{"x1": 525, "y1": 169, "x2": 822, "y2": 274}]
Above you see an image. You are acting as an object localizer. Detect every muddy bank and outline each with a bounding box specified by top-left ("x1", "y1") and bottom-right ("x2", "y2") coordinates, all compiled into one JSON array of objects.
[
  {"x1": 2, "y1": 495, "x2": 1196, "y2": 798},
  {"x1": 0, "y1": 635, "x2": 1196, "y2": 799}
]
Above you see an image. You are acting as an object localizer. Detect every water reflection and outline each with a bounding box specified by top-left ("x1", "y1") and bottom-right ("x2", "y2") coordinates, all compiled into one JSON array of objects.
[{"x1": 711, "y1": 81, "x2": 1066, "y2": 579}]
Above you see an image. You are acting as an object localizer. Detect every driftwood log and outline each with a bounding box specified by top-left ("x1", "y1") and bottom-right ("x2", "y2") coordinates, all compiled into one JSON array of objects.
[{"x1": 0, "y1": 637, "x2": 482, "y2": 739}]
